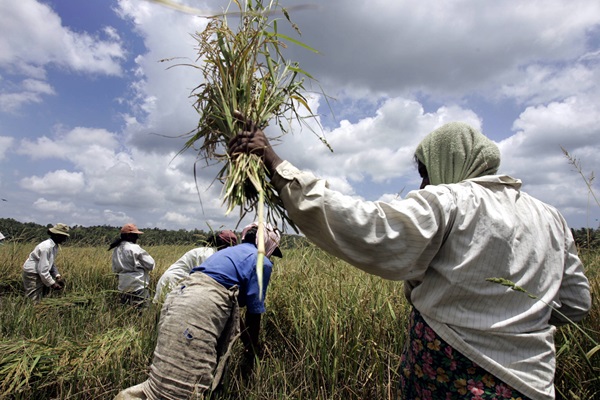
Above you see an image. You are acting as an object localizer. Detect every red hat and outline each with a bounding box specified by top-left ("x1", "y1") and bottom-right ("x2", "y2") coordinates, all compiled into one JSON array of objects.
[
  {"x1": 121, "y1": 223, "x2": 143, "y2": 234},
  {"x1": 217, "y1": 230, "x2": 238, "y2": 246}
]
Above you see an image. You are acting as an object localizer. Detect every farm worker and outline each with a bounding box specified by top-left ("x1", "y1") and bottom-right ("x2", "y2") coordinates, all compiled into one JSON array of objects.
[
  {"x1": 109, "y1": 223, "x2": 155, "y2": 308},
  {"x1": 22, "y1": 223, "x2": 69, "y2": 301},
  {"x1": 153, "y1": 229, "x2": 238, "y2": 303},
  {"x1": 228, "y1": 119, "x2": 591, "y2": 400},
  {"x1": 114, "y1": 222, "x2": 282, "y2": 400}
]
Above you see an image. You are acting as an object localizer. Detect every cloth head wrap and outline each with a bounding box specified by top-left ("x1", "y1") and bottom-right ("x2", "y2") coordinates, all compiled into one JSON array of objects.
[
  {"x1": 414, "y1": 122, "x2": 501, "y2": 185},
  {"x1": 241, "y1": 222, "x2": 282, "y2": 258},
  {"x1": 217, "y1": 230, "x2": 238, "y2": 246}
]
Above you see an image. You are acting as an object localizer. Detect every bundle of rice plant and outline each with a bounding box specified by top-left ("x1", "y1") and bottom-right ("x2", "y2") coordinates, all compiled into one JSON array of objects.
[
  {"x1": 170, "y1": 0, "x2": 327, "y2": 298},
  {"x1": 179, "y1": 0, "x2": 324, "y2": 232}
]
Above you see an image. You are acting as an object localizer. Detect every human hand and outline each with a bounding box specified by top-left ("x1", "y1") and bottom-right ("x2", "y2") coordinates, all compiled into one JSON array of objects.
[
  {"x1": 51, "y1": 282, "x2": 63, "y2": 290},
  {"x1": 55, "y1": 276, "x2": 65, "y2": 288},
  {"x1": 228, "y1": 111, "x2": 283, "y2": 174}
]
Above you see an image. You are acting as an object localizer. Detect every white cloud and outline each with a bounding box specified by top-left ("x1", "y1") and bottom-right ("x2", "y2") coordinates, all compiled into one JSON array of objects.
[
  {"x1": 2, "y1": 0, "x2": 599, "y2": 231},
  {"x1": 115, "y1": 0, "x2": 209, "y2": 153},
  {"x1": 282, "y1": 0, "x2": 600, "y2": 100},
  {"x1": 0, "y1": 0, "x2": 125, "y2": 76},
  {"x1": 12, "y1": 122, "x2": 233, "y2": 229},
  {"x1": 21, "y1": 170, "x2": 85, "y2": 195},
  {"x1": 0, "y1": 136, "x2": 14, "y2": 160},
  {"x1": 497, "y1": 93, "x2": 600, "y2": 226},
  {"x1": 21, "y1": 79, "x2": 55, "y2": 95},
  {"x1": 500, "y1": 64, "x2": 599, "y2": 105},
  {"x1": 0, "y1": 78, "x2": 57, "y2": 113},
  {"x1": 161, "y1": 211, "x2": 192, "y2": 225},
  {"x1": 102, "y1": 209, "x2": 135, "y2": 226},
  {"x1": 32, "y1": 197, "x2": 77, "y2": 214},
  {"x1": 273, "y1": 98, "x2": 482, "y2": 189}
]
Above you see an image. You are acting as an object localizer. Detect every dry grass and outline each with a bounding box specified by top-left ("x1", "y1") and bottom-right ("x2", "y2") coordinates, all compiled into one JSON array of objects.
[{"x1": 0, "y1": 242, "x2": 598, "y2": 399}]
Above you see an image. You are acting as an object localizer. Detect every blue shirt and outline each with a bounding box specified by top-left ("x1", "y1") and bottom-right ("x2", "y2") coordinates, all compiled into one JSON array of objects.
[{"x1": 190, "y1": 243, "x2": 273, "y2": 314}]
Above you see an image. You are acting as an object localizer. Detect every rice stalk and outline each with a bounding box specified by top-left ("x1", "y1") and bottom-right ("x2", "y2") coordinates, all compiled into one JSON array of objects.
[
  {"x1": 0, "y1": 327, "x2": 145, "y2": 397},
  {"x1": 257, "y1": 188, "x2": 265, "y2": 299},
  {"x1": 177, "y1": 0, "x2": 326, "y2": 232}
]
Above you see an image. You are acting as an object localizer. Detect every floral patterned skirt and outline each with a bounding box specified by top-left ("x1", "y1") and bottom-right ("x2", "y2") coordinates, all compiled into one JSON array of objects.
[{"x1": 399, "y1": 308, "x2": 529, "y2": 400}]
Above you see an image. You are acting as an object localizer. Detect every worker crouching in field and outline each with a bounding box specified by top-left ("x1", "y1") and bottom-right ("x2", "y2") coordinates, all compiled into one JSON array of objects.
[
  {"x1": 115, "y1": 222, "x2": 282, "y2": 400},
  {"x1": 109, "y1": 223, "x2": 155, "y2": 308},
  {"x1": 153, "y1": 229, "x2": 238, "y2": 304},
  {"x1": 22, "y1": 223, "x2": 69, "y2": 301}
]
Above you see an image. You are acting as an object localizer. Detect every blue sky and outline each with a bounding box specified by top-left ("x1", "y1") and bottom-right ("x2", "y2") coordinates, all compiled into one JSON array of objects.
[{"x1": 1, "y1": 0, "x2": 599, "y2": 234}]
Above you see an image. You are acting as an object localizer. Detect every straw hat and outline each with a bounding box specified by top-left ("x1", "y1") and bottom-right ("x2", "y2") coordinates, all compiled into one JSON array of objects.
[{"x1": 49, "y1": 223, "x2": 70, "y2": 237}]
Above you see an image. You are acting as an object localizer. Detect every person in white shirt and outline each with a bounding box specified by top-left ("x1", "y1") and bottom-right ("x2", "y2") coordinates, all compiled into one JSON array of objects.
[
  {"x1": 22, "y1": 223, "x2": 69, "y2": 301},
  {"x1": 228, "y1": 119, "x2": 591, "y2": 400},
  {"x1": 109, "y1": 223, "x2": 155, "y2": 308},
  {"x1": 153, "y1": 230, "x2": 238, "y2": 304}
]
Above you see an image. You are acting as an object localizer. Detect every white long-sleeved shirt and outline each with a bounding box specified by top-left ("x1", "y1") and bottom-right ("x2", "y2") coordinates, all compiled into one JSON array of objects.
[
  {"x1": 272, "y1": 160, "x2": 591, "y2": 400},
  {"x1": 22, "y1": 238, "x2": 60, "y2": 287},
  {"x1": 112, "y1": 241, "x2": 155, "y2": 293},
  {"x1": 153, "y1": 247, "x2": 215, "y2": 302}
]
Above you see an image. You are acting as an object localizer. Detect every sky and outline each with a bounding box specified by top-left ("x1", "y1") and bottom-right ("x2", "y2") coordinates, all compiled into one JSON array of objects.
[{"x1": 1, "y1": 0, "x2": 599, "y2": 235}]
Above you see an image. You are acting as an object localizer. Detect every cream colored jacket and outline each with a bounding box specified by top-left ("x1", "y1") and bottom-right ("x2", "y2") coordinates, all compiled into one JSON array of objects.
[
  {"x1": 272, "y1": 160, "x2": 591, "y2": 400},
  {"x1": 112, "y1": 241, "x2": 155, "y2": 293}
]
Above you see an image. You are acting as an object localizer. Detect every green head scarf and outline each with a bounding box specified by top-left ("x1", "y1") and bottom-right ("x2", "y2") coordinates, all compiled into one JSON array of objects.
[{"x1": 414, "y1": 122, "x2": 500, "y2": 185}]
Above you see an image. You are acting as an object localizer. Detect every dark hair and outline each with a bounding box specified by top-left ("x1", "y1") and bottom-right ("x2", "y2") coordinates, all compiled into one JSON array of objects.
[
  {"x1": 108, "y1": 233, "x2": 139, "y2": 251},
  {"x1": 414, "y1": 155, "x2": 428, "y2": 179},
  {"x1": 48, "y1": 230, "x2": 68, "y2": 242},
  {"x1": 241, "y1": 227, "x2": 258, "y2": 245},
  {"x1": 205, "y1": 234, "x2": 218, "y2": 247}
]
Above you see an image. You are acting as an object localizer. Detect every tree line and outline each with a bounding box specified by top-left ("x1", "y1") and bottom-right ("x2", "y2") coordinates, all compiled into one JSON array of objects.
[
  {"x1": 571, "y1": 227, "x2": 600, "y2": 250},
  {"x1": 0, "y1": 218, "x2": 306, "y2": 249},
  {"x1": 1, "y1": 217, "x2": 597, "y2": 250}
]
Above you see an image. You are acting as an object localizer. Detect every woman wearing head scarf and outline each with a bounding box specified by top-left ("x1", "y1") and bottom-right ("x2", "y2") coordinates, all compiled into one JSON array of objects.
[
  {"x1": 228, "y1": 120, "x2": 591, "y2": 400},
  {"x1": 153, "y1": 230, "x2": 238, "y2": 304},
  {"x1": 115, "y1": 222, "x2": 282, "y2": 400},
  {"x1": 109, "y1": 223, "x2": 155, "y2": 308},
  {"x1": 22, "y1": 223, "x2": 70, "y2": 301}
]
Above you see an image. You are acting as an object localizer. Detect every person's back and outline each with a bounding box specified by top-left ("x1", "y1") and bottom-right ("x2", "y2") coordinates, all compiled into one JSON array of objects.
[
  {"x1": 114, "y1": 223, "x2": 281, "y2": 399},
  {"x1": 22, "y1": 223, "x2": 69, "y2": 301},
  {"x1": 227, "y1": 118, "x2": 591, "y2": 400},
  {"x1": 402, "y1": 176, "x2": 589, "y2": 397},
  {"x1": 413, "y1": 178, "x2": 586, "y2": 329},
  {"x1": 192, "y1": 242, "x2": 273, "y2": 311},
  {"x1": 112, "y1": 240, "x2": 154, "y2": 292},
  {"x1": 153, "y1": 230, "x2": 238, "y2": 303},
  {"x1": 153, "y1": 247, "x2": 215, "y2": 303},
  {"x1": 110, "y1": 223, "x2": 155, "y2": 307}
]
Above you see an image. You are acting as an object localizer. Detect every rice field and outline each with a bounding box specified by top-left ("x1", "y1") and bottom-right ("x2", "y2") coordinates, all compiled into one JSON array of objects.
[{"x1": 0, "y1": 241, "x2": 598, "y2": 399}]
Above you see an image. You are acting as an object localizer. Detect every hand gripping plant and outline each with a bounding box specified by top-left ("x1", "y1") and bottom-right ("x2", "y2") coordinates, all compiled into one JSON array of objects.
[{"x1": 180, "y1": 0, "x2": 326, "y2": 297}]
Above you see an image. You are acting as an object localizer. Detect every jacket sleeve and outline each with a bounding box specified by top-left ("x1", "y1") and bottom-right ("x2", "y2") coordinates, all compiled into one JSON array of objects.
[
  {"x1": 37, "y1": 246, "x2": 56, "y2": 287},
  {"x1": 272, "y1": 161, "x2": 452, "y2": 281},
  {"x1": 136, "y1": 248, "x2": 156, "y2": 271},
  {"x1": 549, "y1": 227, "x2": 591, "y2": 325}
]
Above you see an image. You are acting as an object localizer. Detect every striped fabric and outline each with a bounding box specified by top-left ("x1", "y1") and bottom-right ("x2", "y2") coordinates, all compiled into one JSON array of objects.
[{"x1": 115, "y1": 272, "x2": 240, "y2": 400}]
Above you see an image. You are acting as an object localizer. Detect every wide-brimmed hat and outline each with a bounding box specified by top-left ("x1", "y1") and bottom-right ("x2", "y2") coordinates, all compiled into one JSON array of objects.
[
  {"x1": 241, "y1": 222, "x2": 283, "y2": 258},
  {"x1": 121, "y1": 223, "x2": 143, "y2": 234},
  {"x1": 49, "y1": 223, "x2": 70, "y2": 237}
]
